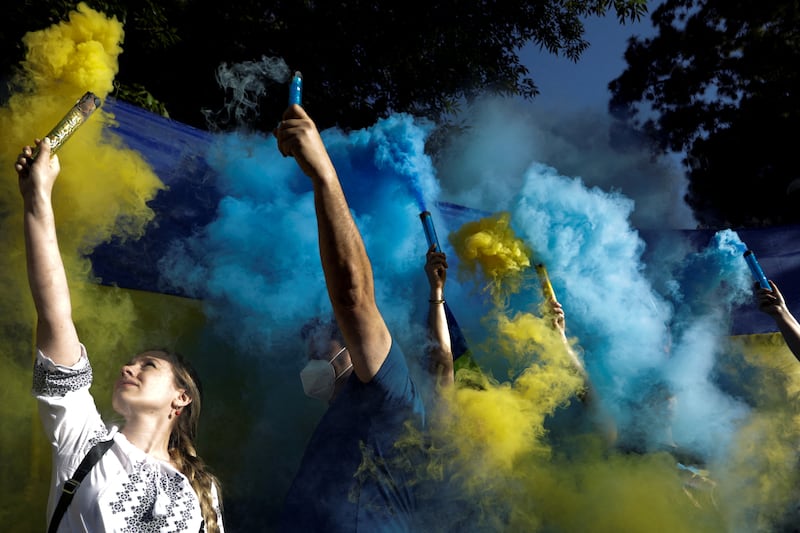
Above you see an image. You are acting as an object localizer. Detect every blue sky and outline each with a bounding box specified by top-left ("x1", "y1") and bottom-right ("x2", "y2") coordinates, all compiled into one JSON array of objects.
[{"x1": 520, "y1": 3, "x2": 659, "y2": 116}]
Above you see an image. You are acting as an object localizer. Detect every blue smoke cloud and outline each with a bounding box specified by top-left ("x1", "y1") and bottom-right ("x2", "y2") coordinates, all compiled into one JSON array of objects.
[
  {"x1": 158, "y1": 88, "x2": 760, "y2": 464},
  {"x1": 158, "y1": 113, "x2": 474, "y2": 369},
  {"x1": 150, "y1": 67, "x2": 784, "y2": 529},
  {"x1": 508, "y1": 163, "x2": 754, "y2": 462}
]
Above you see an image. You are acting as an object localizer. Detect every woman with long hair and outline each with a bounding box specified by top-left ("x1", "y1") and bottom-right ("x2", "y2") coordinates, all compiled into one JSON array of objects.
[{"x1": 17, "y1": 137, "x2": 224, "y2": 532}]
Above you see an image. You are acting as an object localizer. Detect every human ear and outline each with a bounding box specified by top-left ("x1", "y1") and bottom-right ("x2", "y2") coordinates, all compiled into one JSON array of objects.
[{"x1": 174, "y1": 389, "x2": 192, "y2": 409}]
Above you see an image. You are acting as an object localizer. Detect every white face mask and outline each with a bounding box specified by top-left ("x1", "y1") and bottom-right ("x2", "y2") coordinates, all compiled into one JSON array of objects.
[{"x1": 299, "y1": 346, "x2": 352, "y2": 402}]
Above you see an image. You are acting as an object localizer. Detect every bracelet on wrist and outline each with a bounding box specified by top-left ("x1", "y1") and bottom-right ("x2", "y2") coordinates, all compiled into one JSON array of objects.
[{"x1": 429, "y1": 299, "x2": 445, "y2": 304}]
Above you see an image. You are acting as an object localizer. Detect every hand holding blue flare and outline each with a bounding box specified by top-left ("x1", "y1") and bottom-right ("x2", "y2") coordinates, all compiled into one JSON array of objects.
[{"x1": 419, "y1": 210, "x2": 468, "y2": 360}]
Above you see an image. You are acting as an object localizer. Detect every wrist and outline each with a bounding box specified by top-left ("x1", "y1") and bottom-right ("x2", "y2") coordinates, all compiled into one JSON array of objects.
[{"x1": 24, "y1": 194, "x2": 55, "y2": 217}]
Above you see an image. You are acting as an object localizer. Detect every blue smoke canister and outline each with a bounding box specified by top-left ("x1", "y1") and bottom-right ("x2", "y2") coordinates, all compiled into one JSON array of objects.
[
  {"x1": 289, "y1": 71, "x2": 303, "y2": 106},
  {"x1": 419, "y1": 211, "x2": 440, "y2": 252},
  {"x1": 744, "y1": 249, "x2": 771, "y2": 289}
]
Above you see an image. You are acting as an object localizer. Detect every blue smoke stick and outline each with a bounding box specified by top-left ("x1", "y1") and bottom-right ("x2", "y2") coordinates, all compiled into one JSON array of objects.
[
  {"x1": 744, "y1": 249, "x2": 771, "y2": 289},
  {"x1": 420, "y1": 211, "x2": 441, "y2": 251},
  {"x1": 289, "y1": 71, "x2": 303, "y2": 107},
  {"x1": 419, "y1": 211, "x2": 467, "y2": 359}
]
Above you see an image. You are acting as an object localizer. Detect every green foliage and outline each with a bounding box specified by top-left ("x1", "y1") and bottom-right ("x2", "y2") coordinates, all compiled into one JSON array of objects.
[
  {"x1": 609, "y1": 0, "x2": 800, "y2": 228},
  {"x1": 3, "y1": 0, "x2": 646, "y2": 133},
  {"x1": 112, "y1": 82, "x2": 170, "y2": 117}
]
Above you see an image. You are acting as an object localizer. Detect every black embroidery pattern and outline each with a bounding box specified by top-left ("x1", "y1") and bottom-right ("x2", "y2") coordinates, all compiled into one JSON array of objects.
[
  {"x1": 32, "y1": 359, "x2": 92, "y2": 397},
  {"x1": 110, "y1": 461, "x2": 197, "y2": 532},
  {"x1": 84, "y1": 426, "x2": 112, "y2": 453}
]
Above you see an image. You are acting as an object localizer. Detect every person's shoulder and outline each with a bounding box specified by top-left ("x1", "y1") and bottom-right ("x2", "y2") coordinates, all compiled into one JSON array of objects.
[
  {"x1": 368, "y1": 339, "x2": 426, "y2": 412},
  {"x1": 387, "y1": 338, "x2": 406, "y2": 359},
  {"x1": 373, "y1": 338, "x2": 408, "y2": 380}
]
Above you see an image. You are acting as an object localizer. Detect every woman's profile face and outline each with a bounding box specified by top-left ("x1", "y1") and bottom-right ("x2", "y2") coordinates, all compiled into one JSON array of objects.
[{"x1": 112, "y1": 351, "x2": 187, "y2": 418}]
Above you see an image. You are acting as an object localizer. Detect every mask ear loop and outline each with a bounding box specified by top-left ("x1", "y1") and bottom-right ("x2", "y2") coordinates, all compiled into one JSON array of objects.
[{"x1": 331, "y1": 346, "x2": 353, "y2": 380}]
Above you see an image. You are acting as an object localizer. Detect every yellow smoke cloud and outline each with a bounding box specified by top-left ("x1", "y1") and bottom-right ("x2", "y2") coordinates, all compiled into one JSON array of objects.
[
  {"x1": 20, "y1": 2, "x2": 123, "y2": 94},
  {"x1": 0, "y1": 0, "x2": 164, "y2": 351},
  {"x1": 495, "y1": 310, "x2": 583, "y2": 378},
  {"x1": 421, "y1": 308, "x2": 588, "y2": 526},
  {"x1": 417, "y1": 211, "x2": 736, "y2": 530},
  {"x1": 420, "y1": 387, "x2": 726, "y2": 531},
  {"x1": 449, "y1": 212, "x2": 532, "y2": 304},
  {"x1": 404, "y1": 212, "x2": 610, "y2": 530},
  {"x1": 0, "y1": 4, "x2": 169, "y2": 529},
  {"x1": 518, "y1": 451, "x2": 725, "y2": 532},
  {"x1": 712, "y1": 334, "x2": 800, "y2": 529}
]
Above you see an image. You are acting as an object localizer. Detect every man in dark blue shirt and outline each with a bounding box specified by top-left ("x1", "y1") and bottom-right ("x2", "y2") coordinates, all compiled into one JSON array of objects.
[{"x1": 275, "y1": 104, "x2": 425, "y2": 532}]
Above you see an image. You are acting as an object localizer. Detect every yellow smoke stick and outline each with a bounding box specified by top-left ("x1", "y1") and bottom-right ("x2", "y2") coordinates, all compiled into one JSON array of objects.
[
  {"x1": 31, "y1": 91, "x2": 102, "y2": 158},
  {"x1": 535, "y1": 263, "x2": 557, "y2": 303}
]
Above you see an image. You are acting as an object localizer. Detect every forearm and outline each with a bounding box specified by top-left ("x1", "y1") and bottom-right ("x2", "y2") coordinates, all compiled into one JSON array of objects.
[
  {"x1": 560, "y1": 338, "x2": 591, "y2": 405},
  {"x1": 564, "y1": 344, "x2": 588, "y2": 380},
  {"x1": 312, "y1": 172, "x2": 390, "y2": 379},
  {"x1": 279, "y1": 107, "x2": 391, "y2": 377},
  {"x1": 427, "y1": 287, "x2": 453, "y2": 387},
  {"x1": 24, "y1": 196, "x2": 80, "y2": 365},
  {"x1": 313, "y1": 175, "x2": 374, "y2": 312}
]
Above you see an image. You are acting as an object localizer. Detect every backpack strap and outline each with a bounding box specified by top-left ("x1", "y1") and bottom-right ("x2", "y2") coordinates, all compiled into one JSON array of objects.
[{"x1": 48, "y1": 439, "x2": 114, "y2": 533}]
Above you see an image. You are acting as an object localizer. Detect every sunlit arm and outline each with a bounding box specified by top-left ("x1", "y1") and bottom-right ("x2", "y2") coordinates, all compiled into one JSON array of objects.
[
  {"x1": 18, "y1": 138, "x2": 81, "y2": 365},
  {"x1": 276, "y1": 105, "x2": 390, "y2": 381},
  {"x1": 758, "y1": 281, "x2": 800, "y2": 363},
  {"x1": 426, "y1": 248, "x2": 453, "y2": 388},
  {"x1": 547, "y1": 298, "x2": 616, "y2": 444}
]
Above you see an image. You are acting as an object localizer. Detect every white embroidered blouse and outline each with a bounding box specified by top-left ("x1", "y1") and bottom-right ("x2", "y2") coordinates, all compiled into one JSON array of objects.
[{"x1": 33, "y1": 345, "x2": 224, "y2": 532}]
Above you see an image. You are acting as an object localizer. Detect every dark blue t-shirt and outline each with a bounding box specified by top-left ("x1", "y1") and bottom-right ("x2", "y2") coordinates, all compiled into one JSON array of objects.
[{"x1": 279, "y1": 340, "x2": 425, "y2": 532}]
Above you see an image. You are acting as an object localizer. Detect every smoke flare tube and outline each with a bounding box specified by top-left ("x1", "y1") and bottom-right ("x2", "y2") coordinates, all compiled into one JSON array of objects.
[
  {"x1": 418, "y1": 210, "x2": 467, "y2": 359},
  {"x1": 289, "y1": 71, "x2": 303, "y2": 107},
  {"x1": 744, "y1": 249, "x2": 771, "y2": 290},
  {"x1": 420, "y1": 211, "x2": 441, "y2": 251},
  {"x1": 535, "y1": 263, "x2": 558, "y2": 303},
  {"x1": 31, "y1": 92, "x2": 102, "y2": 159}
]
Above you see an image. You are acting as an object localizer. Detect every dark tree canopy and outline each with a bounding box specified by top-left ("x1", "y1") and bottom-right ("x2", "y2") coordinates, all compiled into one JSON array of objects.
[
  {"x1": 3, "y1": 0, "x2": 646, "y2": 132},
  {"x1": 609, "y1": 0, "x2": 800, "y2": 228}
]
